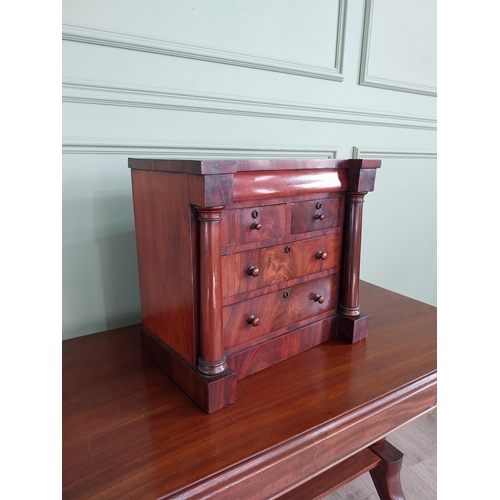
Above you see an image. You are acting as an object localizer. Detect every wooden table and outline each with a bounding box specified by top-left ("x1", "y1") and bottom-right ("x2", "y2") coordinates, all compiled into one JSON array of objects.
[{"x1": 62, "y1": 281, "x2": 437, "y2": 499}]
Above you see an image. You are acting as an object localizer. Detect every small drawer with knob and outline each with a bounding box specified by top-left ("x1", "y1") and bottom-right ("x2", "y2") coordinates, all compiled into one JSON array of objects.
[
  {"x1": 222, "y1": 203, "x2": 286, "y2": 247},
  {"x1": 222, "y1": 234, "x2": 342, "y2": 297},
  {"x1": 291, "y1": 197, "x2": 343, "y2": 235},
  {"x1": 223, "y1": 275, "x2": 338, "y2": 349}
]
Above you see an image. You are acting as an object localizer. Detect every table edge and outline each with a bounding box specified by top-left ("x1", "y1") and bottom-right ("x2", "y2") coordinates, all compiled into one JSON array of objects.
[{"x1": 161, "y1": 370, "x2": 437, "y2": 500}]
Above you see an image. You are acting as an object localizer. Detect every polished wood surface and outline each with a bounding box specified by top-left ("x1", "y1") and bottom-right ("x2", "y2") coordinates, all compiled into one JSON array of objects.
[
  {"x1": 128, "y1": 158, "x2": 381, "y2": 176},
  {"x1": 195, "y1": 206, "x2": 227, "y2": 376},
  {"x1": 227, "y1": 315, "x2": 337, "y2": 379},
  {"x1": 290, "y1": 197, "x2": 343, "y2": 235},
  {"x1": 278, "y1": 439, "x2": 405, "y2": 500},
  {"x1": 130, "y1": 158, "x2": 379, "y2": 412},
  {"x1": 223, "y1": 274, "x2": 338, "y2": 349},
  {"x1": 129, "y1": 158, "x2": 350, "y2": 175},
  {"x1": 131, "y1": 170, "x2": 198, "y2": 365},
  {"x1": 221, "y1": 234, "x2": 341, "y2": 298},
  {"x1": 339, "y1": 192, "x2": 366, "y2": 317},
  {"x1": 221, "y1": 203, "x2": 286, "y2": 246},
  {"x1": 62, "y1": 281, "x2": 436, "y2": 500},
  {"x1": 232, "y1": 169, "x2": 348, "y2": 200}
]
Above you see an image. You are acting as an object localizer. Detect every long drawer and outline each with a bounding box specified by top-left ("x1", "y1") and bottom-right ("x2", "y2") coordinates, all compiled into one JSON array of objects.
[
  {"x1": 223, "y1": 275, "x2": 338, "y2": 350},
  {"x1": 222, "y1": 234, "x2": 341, "y2": 298}
]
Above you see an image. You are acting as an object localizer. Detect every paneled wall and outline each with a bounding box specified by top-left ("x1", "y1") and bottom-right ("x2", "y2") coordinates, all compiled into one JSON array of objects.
[{"x1": 62, "y1": 0, "x2": 437, "y2": 339}]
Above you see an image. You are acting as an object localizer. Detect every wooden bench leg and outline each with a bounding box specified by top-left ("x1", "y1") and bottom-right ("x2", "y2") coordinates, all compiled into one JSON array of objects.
[{"x1": 368, "y1": 439, "x2": 406, "y2": 500}]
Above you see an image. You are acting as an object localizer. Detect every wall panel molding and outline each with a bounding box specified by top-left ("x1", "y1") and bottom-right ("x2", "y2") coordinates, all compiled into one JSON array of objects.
[
  {"x1": 62, "y1": 3, "x2": 347, "y2": 82},
  {"x1": 359, "y1": 0, "x2": 437, "y2": 97},
  {"x1": 62, "y1": 139, "x2": 336, "y2": 158},
  {"x1": 62, "y1": 80, "x2": 437, "y2": 131},
  {"x1": 352, "y1": 147, "x2": 437, "y2": 160}
]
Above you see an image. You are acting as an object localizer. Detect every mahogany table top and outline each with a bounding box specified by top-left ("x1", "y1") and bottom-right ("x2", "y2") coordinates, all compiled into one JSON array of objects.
[{"x1": 62, "y1": 281, "x2": 437, "y2": 499}]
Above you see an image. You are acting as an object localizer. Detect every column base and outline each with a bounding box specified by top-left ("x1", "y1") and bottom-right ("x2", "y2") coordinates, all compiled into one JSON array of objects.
[
  {"x1": 336, "y1": 313, "x2": 369, "y2": 344},
  {"x1": 197, "y1": 356, "x2": 228, "y2": 376},
  {"x1": 140, "y1": 326, "x2": 237, "y2": 413}
]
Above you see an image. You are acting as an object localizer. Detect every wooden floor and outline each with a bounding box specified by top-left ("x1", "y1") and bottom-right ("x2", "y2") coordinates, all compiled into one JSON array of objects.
[{"x1": 325, "y1": 408, "x2": 437, "y2": 500}]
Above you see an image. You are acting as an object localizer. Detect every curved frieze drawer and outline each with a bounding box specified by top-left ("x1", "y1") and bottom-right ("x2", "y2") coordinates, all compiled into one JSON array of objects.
[
  {"x1": 223, "y1": 275, "x2": 338, "y2": 350},
  {"x1": 222, "y1": 203, "x2": 286, "y2": 247},
  {"x1": 291, "y1": 197, "x2": 343, "y2": 235},
  {"x1": 222, "y1": 234, "x2": 342, "y2": 297}
]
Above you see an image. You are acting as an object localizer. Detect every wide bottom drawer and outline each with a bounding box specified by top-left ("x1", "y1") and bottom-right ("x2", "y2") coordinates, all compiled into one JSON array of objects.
[{"x1": 223, "y1": 275, "x2": 338, "y2": 350}]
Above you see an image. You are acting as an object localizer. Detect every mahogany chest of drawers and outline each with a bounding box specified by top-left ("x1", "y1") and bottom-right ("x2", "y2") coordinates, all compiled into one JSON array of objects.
[{"x1": 129, "y1": 158, "x2": 380, "y2": 412}]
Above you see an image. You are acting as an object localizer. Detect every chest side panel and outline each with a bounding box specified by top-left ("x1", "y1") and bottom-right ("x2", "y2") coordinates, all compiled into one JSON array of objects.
[{"x1": 131, "y1": 170, "x2": 197, "y2": 365}]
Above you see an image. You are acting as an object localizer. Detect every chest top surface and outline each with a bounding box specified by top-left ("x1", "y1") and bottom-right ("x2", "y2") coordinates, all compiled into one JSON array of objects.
[{"x1": 128, "y1": 157, "x2": 381, "y2": 175}]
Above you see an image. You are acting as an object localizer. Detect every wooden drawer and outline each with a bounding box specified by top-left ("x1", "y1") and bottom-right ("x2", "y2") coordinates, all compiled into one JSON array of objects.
[
  {"x1": 223, "y1": 275, "x2": 338, "y2": 349},
  {"x1": 222, "y1": 234, "x2": 342, "y2": 297},
  {"x1": 291, "y1": 197, "x2": 343, "y2": 235},
  {"x1": 222, "y1": 203, "x2": 286, "y2": 247}
]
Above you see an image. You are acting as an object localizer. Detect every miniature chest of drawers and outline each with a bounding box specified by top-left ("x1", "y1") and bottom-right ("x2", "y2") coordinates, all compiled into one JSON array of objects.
[{"x1": 129, "y1": 158, "x2": 380, "y2": 412}]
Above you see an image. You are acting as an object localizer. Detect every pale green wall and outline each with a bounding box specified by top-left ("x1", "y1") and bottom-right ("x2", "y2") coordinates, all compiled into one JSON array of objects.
[{"x1": 62, "y1": 0, "x2": 437, "y2": 339}]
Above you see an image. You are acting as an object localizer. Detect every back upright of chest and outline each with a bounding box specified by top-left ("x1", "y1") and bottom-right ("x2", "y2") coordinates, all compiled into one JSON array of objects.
[{"x1": 129, "y1": 158, "x2": 380, "y2": 413}]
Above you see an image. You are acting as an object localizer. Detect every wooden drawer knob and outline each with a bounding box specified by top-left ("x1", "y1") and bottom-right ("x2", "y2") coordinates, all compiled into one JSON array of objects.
[
  {"x1": 247, "y1": 315, "x2": 260, "y2": 327},
  {"x1": 251, "y1": 222, "x2": 262, "y2": 230},
  {"x1": 246, "y1": 266, "x2": 260, "y2": 277},
  {"x1": 313, "y1": 294, "x2": 325, "y2": 304},
  {"x1": 315, "y1": 213, "x2": 325, "y2": 221},
  {"x1": 316, "y1": 250, "x2": 327, "y2": 260}
]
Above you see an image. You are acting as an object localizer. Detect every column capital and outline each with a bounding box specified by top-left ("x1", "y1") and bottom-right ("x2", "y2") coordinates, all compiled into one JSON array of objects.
[{"x1": 195, "y1": 205, "x2": 225, "y2": 222}]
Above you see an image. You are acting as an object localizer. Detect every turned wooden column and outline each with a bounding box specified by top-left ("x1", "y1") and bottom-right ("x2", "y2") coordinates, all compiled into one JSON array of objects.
[
  {"x1": 339, "y1": 191, "x2": 367, "y2": 316},
  {"x1": 336, "y1": 161, "x2": 379, "y2": 344},
  {"x1": 196, "y1": 206, "x2": 228, "y2": 376}
]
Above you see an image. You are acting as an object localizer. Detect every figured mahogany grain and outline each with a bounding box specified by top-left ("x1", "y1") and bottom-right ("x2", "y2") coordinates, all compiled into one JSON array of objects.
[
  {"x1": 188, "y1": 172, "x2": 233, "y2": 207},
  {"x1": 223, "y1": 275, "x2": 338, "y2": 349},
  {"x1": 221, "y1": 234, "x2": 342, "y2": 297},
  {"x1": 62, "y1": 281, "x2": 436, "y2": 500},
  {"x1": 226, "y1": 315, "x2": 337, "y2": 380}
]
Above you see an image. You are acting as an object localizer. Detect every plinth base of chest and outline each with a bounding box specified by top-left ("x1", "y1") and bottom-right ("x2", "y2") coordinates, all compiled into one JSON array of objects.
[
  {"x1": 226, "y1": 315, "x2": 338, "y2": 380},
  {"x1": 141, "y1": 313, "x2": 367, "y2": 413},
  {"x1": 140, "y1": 326, "x2": 237, "y2": 414}
]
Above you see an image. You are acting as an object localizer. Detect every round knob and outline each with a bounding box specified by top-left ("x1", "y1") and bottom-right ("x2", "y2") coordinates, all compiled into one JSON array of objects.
[
  {"x1": 316, "y1": 250, "x2": 328, "y2": 260},
  {"x1": 251, "y1": 222, "x2": 262, "y2": 230},
  {"x1": 315, "y1": 213, "x2": 325, "y2": 221},
  {"x1": 313, "y1": 294, "x2": 325, "y2": 304},
  {"x1": 247, "y1": 315, "x2": 260, "y2": 327},
  {"x1": 246, "y1": 266, "x2": 259, "y2": 277}
]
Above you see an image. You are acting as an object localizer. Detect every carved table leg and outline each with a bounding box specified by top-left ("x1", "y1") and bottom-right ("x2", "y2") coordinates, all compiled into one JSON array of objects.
[{"x1": 368, "y1": 439, "x2": 406, "y2": 500}]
